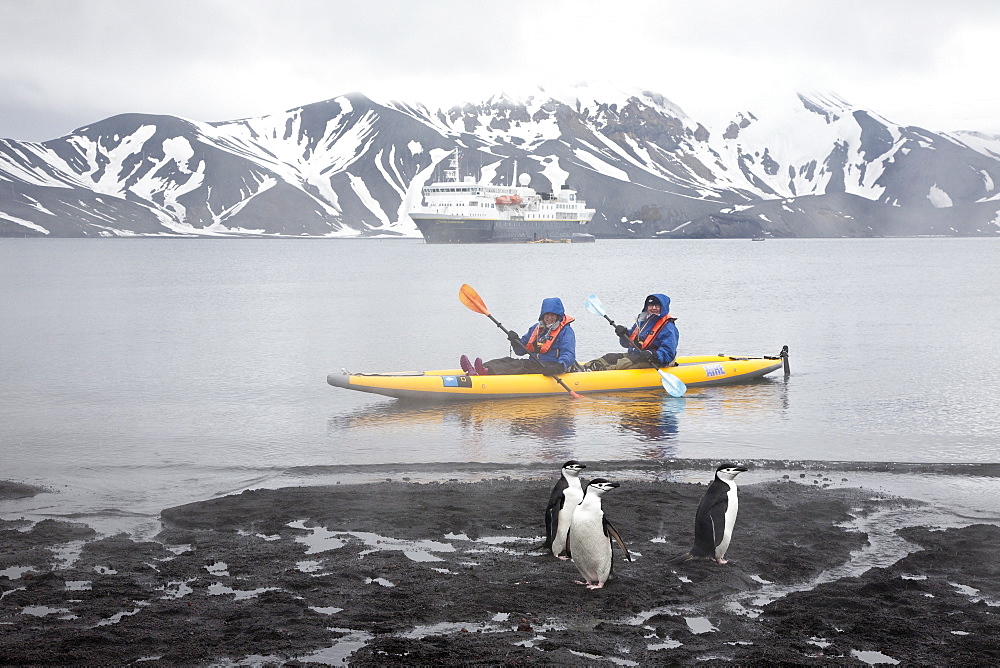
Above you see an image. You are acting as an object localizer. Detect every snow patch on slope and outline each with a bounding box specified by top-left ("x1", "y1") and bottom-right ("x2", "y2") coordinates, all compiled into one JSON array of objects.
[
  {"x1": 0, "y1": 142, "x2": 80, "y2": 189},
  {"x1": 927, "y1": 184, "x2": 953, "y2": 208},
  {"x1": 573, "y1": 147, "x2": 629, "y2": 181},
  {"x1": 348, "y1": 173, "x2": 390, "y2": 228},
  {"x1": 87, "y1": 125, "x2": 158, "y2": 195},
  {"x1": 1, "y1": 213, "x2": 50, "y2": 234},
  {"x1": 539, "y1": 158, "x2": 570, "y2": 191}
]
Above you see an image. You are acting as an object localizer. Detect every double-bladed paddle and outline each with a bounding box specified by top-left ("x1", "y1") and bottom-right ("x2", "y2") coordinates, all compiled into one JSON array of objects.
[
  {"x1": 459, "y1": 284, "x2": 583, "y2": 398},
  {"x1": 584, "y1": 293, "x2": 687, "y2": 398}
]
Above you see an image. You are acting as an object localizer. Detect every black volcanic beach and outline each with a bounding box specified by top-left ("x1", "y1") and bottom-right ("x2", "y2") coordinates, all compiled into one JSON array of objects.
[{"x1": 3, "y1": 473, "x2": 999, "y2": 665}]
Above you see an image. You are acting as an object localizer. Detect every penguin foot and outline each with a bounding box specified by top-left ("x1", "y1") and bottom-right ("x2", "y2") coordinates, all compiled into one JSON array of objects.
[
  {"x1": 586, "y1": 583, "x2": 605, "y2": 590},
  {"x1": 556, "y1": 555, "x2": 570, "y2": 561},
  {"x1": 715, "y1": 558, "x2": 729, "y2": 565}
]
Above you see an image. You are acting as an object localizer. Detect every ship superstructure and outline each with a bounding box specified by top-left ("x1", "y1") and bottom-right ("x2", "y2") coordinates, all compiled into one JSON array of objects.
[{"x1": 409, "y1": 151, "x2": 595, "y2": 243}]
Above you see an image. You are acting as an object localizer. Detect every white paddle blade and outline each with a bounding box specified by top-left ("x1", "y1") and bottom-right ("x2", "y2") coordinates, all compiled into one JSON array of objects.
[
  {"x1": 658, "y1": 369, "x2": 687, "y2": 397},
  {"x1": 585, "y1": 293, "x2": 607, "y2": 317}
]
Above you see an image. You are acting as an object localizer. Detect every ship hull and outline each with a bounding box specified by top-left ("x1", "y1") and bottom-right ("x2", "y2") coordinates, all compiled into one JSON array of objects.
[{"x1": 411, "y1": 214, "x2": 589, "y2": 244}]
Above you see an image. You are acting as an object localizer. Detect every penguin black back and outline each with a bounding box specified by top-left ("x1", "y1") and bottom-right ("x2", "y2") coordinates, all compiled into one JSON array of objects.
[
  {"x1": 543, "y1": 460, "x2": 586, "y2": 552},
  {"x1": 690, "y1": 476, "x2": 730, "y2": 558},
  {"x1": 671, "y1": 463, "x2": 748, "y2": 565}
]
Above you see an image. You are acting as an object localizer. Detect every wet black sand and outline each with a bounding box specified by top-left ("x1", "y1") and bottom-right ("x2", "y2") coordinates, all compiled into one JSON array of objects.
[{"x1": 2, "y1": 476, "x2": 999, "y2": 665}]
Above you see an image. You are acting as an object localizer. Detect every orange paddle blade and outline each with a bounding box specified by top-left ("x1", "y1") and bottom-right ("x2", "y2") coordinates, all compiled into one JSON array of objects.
[{"x1": 458, "y1": 284, "x2": 490, "y2": 315}]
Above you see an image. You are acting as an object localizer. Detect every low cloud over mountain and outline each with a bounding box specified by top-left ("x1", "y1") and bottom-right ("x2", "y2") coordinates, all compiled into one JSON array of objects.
[{"x1": 3, "y1": 86, "x2": 1000, "y2": 238}]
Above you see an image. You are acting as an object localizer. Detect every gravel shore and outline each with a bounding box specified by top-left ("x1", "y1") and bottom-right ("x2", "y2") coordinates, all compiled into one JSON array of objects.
[{"x1": 2, "y1": 476, "x2": 998, "y2": 665}]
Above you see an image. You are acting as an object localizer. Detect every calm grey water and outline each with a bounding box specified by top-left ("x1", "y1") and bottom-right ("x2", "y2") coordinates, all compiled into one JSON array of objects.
[{"x1": 2, "y1": 237, "x2": 1000, "y2": 532}]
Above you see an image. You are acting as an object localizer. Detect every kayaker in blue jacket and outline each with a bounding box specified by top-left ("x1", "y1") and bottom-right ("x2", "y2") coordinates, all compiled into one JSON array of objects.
[
  {"x1": 584, "y1": 293, "x2": 678, "y2": 371},
  {"x1": 461, "y1": 297, "x2": 577, "y2": 375}
]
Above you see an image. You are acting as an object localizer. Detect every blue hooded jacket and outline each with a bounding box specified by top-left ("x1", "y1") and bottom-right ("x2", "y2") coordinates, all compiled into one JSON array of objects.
[
  {"x1": 619, "y1": 293, "x2": 678, "y2": 365},
  {"x1": 517, "y1": 297, "x2": 576, "y2": 371}
]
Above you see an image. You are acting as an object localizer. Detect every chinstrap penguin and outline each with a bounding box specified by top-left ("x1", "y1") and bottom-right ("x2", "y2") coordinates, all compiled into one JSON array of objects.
[
  {"x1": 566, "y1": 478, "x2": 631, "y2": 588},
  {"x1": 543, "y1": 460, "x2": 586, "y2": 559},
  {"x1": 670, "y1": 463, "x2": 748, "y2": 565}
]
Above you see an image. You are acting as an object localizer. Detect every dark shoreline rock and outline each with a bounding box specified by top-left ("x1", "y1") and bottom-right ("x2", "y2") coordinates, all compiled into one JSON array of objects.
[{"x1": 0, "y1": 480, "x2": 47, "y2": 501}]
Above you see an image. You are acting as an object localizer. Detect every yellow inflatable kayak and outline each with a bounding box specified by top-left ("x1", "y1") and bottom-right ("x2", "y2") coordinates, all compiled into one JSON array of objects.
[{"x1": 327, "y1": 351, "x2": 788, "y2": 401}]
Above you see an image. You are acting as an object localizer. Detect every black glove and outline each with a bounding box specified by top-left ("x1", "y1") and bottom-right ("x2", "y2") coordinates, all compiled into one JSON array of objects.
[
  {"x1": 507, "y1": 330, "x2": 520, "y2": 343},
  {"x1": 640, "y1": 350, "x2": 657, "y2": 365},
  {"x1": 614, "y1": 325, "x2": 629, "y2": 338}
]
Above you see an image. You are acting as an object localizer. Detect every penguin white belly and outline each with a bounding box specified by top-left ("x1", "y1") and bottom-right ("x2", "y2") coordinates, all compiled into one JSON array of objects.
[
  {"x1": 552, "y1": 486, "x2": 584, "y2": 556},
  {"x1": 716, "y1": 484, "x2": 739, "y2": 560},
  {"x1": 570, "y1": 507, "x2": 612, "y2": 584}
]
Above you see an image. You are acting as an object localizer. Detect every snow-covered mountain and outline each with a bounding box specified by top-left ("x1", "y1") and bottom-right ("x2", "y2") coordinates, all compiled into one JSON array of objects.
[{"x1": 3, "y1": 86, "x2": 1000, "y2": 238}]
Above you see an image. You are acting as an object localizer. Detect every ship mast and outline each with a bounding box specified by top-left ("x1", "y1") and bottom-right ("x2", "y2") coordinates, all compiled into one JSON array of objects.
[{"x1": 445, "y1": 149, "x2": 461, "y2": 183}]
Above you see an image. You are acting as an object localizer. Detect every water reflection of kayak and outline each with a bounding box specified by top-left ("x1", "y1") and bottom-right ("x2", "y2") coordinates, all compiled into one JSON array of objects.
[{"x1": 328, "y1": 352, "x2": 787, "y2": 401}]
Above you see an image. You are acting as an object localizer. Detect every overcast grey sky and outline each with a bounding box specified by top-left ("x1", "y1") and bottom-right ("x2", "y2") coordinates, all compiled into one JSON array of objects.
[{"x1": 3, "y1": 0, "x2": 999, "y2": 141}]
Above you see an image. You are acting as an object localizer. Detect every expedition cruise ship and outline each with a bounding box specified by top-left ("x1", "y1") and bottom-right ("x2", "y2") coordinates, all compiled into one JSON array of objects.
[{"x1": 408, "y1": 151, "x2": 596, "y2": 243}]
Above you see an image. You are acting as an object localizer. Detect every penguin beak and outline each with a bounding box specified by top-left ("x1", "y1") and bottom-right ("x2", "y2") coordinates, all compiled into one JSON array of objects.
[{"x1": 608, "y1": 482, "x2": 620, "y2": 488}]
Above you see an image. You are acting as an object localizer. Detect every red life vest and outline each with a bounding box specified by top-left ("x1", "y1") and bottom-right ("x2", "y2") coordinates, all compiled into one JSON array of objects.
[
  {"x1": 526, "y1": 315, "x2": 574, "y2": 354},
  {"x1": 629, "y1": 314, "x2": 676, "y2": 350}
]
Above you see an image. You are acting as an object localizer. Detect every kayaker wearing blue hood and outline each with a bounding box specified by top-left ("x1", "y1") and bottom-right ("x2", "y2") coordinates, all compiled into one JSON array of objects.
[
  {"x1": 461, "y1": 297, "x2": 577, "y2": 376},
  {"x1": 584, "y1": 293, "x2": 678, "y2": 371}
]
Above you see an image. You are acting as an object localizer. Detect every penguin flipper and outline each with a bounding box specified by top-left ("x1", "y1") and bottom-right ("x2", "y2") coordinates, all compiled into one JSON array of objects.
[
  {"x1": 564, "y1": 528, "x2": 572, "y2": 559},
  {"x1": 543, "y1": 500, "x2": 560, "y2": 549},
  {"x1": 604, "y1": 517, "x2": 632, "y2": 562},
  {"x1": 691, "y1": 510, "x2": 717, "y2": 558},
  {"x1": 543, "y1": 479, "x2": 569, "y2": 547},
  {"x1": 692, "y1": 486, "x2": 728, "y2": 556},
  {"x1": 709, "y1": 499, "x2": 728, "y2": 548}
]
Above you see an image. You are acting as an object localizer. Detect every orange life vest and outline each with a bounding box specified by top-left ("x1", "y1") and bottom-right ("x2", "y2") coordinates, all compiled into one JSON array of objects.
[
  {"x1": 629, "y1": 314, "x2": 676, "y2": 350},
  {"x1": 526, "y1": 314, "x2": 574, "y2": 354}
]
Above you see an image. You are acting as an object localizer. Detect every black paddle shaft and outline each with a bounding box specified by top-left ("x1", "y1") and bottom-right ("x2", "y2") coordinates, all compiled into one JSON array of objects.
[
  {"x1": 600, "y1": 311, "x2": 641, "y2": 348},
  {"x1": 486, "y1": 314, "x2": 507, "y2": 332}
]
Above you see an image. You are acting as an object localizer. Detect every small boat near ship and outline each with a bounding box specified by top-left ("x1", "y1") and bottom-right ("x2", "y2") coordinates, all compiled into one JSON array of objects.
[
  {"x1": 327, "y1": 352, "x2": 787, "y2": 401},
  {"x1": 408, "y1": 150, "x2": 596, "y2": 243}
]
